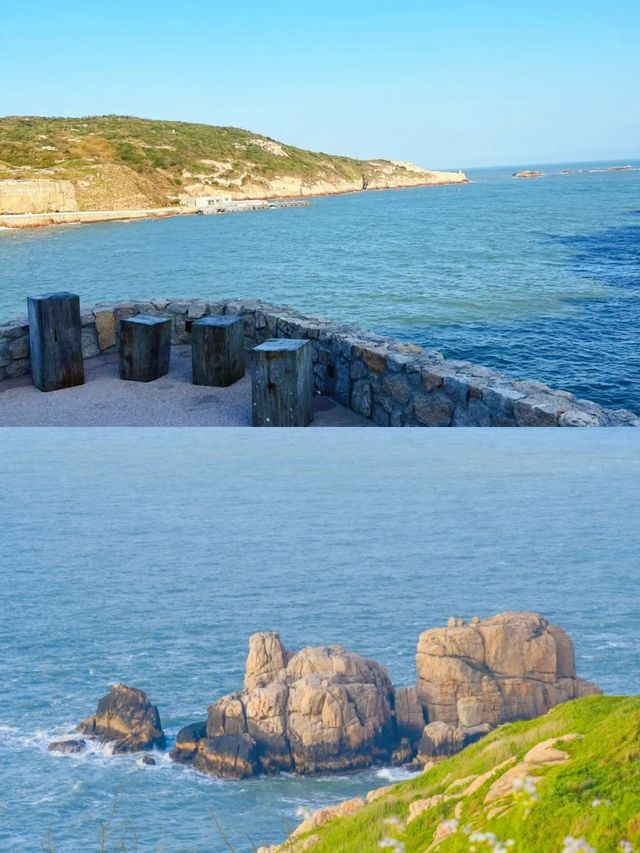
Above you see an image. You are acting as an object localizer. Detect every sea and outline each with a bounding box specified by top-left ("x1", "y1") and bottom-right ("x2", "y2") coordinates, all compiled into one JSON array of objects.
[
  {"x1": 0, "y1": 429, "x2": 639, "y2": 851},
  {"x1": 0, "y1": 161, "x2": 639, "y2": 412}
]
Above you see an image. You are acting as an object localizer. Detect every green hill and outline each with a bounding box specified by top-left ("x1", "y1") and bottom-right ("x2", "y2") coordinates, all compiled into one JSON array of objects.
[
  {"x1": 0, "y1": 115, "x2": 467, "y2": 212},
  {"x1": 269, "y1": 696, "x2": 640, "y2": 853}
]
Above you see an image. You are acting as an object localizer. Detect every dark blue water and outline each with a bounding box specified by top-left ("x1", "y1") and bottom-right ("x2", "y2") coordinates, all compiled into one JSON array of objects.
[
  {"x1": 1, "y1": 161, "x2": 639, "y2": 412},
  {"x1": 1, "y1": 429, "x2": 639, "y2": 851}
]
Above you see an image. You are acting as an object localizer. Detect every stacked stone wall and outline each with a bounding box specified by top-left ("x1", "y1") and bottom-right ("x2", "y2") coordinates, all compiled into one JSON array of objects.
[{"x1": 1, "y1": 298, "x2": 637, "y2": 427}]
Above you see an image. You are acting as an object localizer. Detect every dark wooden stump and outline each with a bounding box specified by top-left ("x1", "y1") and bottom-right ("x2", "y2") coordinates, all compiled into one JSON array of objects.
[
  {"x1": 252, "y1": 339, "x2": 313, "y2": 426},
  {"x1": 191, "y1": 316, "x2": 245, "y2": 387},
  {"x1": 119, "y1": 315, "x2": 171, "y2": 382},
  {"x1": 27, "y1": 292, "x2": 85, "y2": 392}
]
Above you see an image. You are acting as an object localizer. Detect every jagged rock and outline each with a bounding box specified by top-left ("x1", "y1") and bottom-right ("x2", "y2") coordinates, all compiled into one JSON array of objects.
[
  {"x1": 174, "y1": 633, "x2": 396, "y2": 777},
  {"x1": 77, "y1": 683, "x2": 165, "y2": 753},
  {"x1": 140, "y1": 754, "x2": 156, "y2": 766},
  {"x1": 48, "y1": 738, "x2": 86, "y2": 754},
  {"x1": 415, "y1": 612, "x2": 599, "y2": 756}
]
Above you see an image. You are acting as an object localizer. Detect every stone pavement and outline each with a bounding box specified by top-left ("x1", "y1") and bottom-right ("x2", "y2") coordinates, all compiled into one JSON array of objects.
[{"x1": 0, "y1": 346, "x2": 372, "y2": 427}]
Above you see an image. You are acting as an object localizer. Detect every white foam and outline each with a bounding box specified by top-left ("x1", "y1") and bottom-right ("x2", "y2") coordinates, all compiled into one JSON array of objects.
[{"x1": 375, "y1": 766, "x2": 421, "y2": 782}]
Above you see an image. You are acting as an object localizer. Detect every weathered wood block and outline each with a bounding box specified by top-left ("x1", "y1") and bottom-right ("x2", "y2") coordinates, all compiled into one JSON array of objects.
[
  {"x1": 191, "y1": 315, "x2": 245, "y2": 387},
  {"x1": 27, "y1": 291, "x2": 85, "y2": 391},
  {"x1": 119, "y1": 315, "x2": 171, "y2": 382},
  {"x1": 252, "y1": 339, "x2": 313, "y2": 427}
]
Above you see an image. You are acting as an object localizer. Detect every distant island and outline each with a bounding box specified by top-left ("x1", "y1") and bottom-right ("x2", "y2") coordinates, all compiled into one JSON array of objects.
[{"x1": 0, "y1": 115, "x2": 468, "y2": 227}]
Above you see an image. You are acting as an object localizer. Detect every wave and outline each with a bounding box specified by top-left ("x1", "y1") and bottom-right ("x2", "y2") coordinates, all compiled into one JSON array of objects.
[{"x1": 375, "y1": 766, "x2": 422, "y2": 782}]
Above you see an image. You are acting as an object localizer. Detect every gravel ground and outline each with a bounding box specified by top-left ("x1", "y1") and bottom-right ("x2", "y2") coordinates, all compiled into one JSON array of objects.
[{"x1": 0, "y1": 346, "x2": 372, "y2": 427}]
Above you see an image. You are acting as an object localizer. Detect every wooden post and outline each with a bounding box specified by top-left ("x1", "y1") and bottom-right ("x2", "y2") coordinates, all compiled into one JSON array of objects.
[
  {"x1": 119, "y1": 315, "x2": 171, "y2": 382},
  {"x1": 191, "y1": 315, "x2": 245, "y2": 387},
  {"x1": 252, "y1": 339, "x2": 313, "y2": 426},
  {"x1": 27, "y1": 292, "x2": 84, "y2": 392}
]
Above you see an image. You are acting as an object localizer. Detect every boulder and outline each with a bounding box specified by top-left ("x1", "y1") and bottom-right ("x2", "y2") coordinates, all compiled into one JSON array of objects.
[
  {"x1": 415, "y1": 612, "x2": 600, "y2": 756},
  {"x1": 174, "y1": 632, "x2": 396, "y2": 777},
  {"x1": 48, "y1": 738, "x2": 86, "y2": 754},
  {"x1": 78, "y1": 683, "x2": 165, "y2": 753},
  {"x1": 171, "y1": 721, "x2": 207, "y2": 762}
]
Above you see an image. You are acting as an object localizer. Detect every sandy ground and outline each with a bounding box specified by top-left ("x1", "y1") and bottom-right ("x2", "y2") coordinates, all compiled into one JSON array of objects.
[{"x1": 0, "y1": 346, "x2": 371, "y2": 427}]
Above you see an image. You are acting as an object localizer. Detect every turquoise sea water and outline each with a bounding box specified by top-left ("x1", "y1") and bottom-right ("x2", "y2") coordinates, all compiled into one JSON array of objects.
[
  {"x1": 1, "y1": 161, "x2": 639, "y2": 412},
  {"x1": 1, "y1": 429, "x2": 639, "y2": 851}
]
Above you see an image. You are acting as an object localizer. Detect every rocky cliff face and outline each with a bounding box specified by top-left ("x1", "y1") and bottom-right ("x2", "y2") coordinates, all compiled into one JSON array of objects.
[
  {"x1": 0, "y1": 179, "x2": 78, "y2": 214},
  {"x1": 184, "y1": 161, "x2": 468, "y2": 201},
  {"x1": 172, "y1": 632, "x2": 397, "y2": 776},
  {"x1": 415, "y1": 612, "x2": 600, "y2": 758}
]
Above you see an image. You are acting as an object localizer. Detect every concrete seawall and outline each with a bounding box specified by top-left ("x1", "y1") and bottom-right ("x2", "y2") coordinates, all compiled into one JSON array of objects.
[
  {"x1": 1, "y1": 298, "x2": 637, "y2": 427},
  {"x1": 0, "y1": 208, "x2": 194, "y2": 229}
]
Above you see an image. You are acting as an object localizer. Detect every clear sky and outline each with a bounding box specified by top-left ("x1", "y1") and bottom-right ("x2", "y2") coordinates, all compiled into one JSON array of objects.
[{"x1": 2, "y1": 0, "x2": 639, "y2": 168}]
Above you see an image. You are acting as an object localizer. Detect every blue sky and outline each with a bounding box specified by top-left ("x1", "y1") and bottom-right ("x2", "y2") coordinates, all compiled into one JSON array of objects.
[{"x1": 2, "y1": 0, "x2": 639, "y2": 167}]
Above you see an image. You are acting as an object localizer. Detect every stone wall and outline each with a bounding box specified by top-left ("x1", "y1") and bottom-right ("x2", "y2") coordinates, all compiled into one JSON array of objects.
[
  {"x1": 0, "y1": 180, "x2": 79, "y2": 214},
  {"x1": 1, "y1": 297, "x2": 638, "y2": 427}
]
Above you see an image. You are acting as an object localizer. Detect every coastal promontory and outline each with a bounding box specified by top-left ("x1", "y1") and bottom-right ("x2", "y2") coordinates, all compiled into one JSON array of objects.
[{"x1": 0, "y1": 115, "x2": 468, "y2": 223}]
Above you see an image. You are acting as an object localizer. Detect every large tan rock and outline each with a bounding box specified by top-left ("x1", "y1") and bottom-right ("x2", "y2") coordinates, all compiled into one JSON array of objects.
[
  {"x1": 77, "y1": 683, "x2": 165, "y2": 753},
  {"x1": 415, "y1": 612, "x2": 599, "y2": 757}
]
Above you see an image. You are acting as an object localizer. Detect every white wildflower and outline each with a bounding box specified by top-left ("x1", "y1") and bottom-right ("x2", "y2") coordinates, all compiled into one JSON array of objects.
[
  {"x1": 619, "y1": 842, "x2": 634, "y2": 853},
  {"x1": 562, "y1": 837, "x2": 597, "y2": 853}
]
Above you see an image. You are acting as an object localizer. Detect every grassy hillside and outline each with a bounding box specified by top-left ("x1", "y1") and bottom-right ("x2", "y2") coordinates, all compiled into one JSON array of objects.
[
  {"x1": 0, "y1": 115, "x2": 465, "y2": 210},
  {"x1": 280, "y1": 696, "x2": 640, "y2": 853}
]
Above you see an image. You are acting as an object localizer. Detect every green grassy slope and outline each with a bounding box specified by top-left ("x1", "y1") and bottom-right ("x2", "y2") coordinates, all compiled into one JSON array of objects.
[
  {"x1": 288, "y1": 697, "x2": 640, "y2": 853},
  {"x1": 0, "y1": 115, "x2": 364, "y2": 180}
]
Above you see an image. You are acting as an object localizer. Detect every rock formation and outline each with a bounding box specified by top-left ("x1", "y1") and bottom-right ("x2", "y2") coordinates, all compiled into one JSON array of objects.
[
  {"x1": 172, "y1": 632, "x2": 398, "y2": 776},
  {"x1": 47, "y1": 614, "x2": 599, "y2": 773},
  {"x1": 76, "y1": 683, "x2": 165, "y2": 753},
  {"x1": 415, "y1": 612, "x2": 600, "y2": 758}
]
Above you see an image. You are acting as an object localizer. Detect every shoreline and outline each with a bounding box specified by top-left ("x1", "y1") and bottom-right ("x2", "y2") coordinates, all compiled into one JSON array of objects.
[{"x1": 0, "y1": 178, "x2": 469, "y2": 232}]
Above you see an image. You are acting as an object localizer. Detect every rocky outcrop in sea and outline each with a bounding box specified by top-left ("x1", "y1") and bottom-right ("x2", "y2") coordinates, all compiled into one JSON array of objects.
[
  {"x1": 170, "y1": 612, "x2": 599, "y2": 778},
  {"x1": 46, "y1": 613, "x2": 600, "y2": 776},
  {"x1": 414, "y1": 612, "x2": 599, "y2": 761},
  {"x1": 171, "y1": 633, "x2": 396, "y2": 777},
  {"x1": 48, "y1": 683, "x2": 165, "y2": 755}
]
